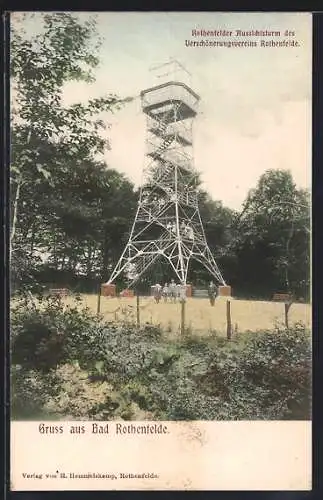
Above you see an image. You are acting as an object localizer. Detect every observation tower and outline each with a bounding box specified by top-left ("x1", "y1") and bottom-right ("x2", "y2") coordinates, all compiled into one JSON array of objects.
[{"x1": 106, "y1": 60, "x2": 227, "y2": 291}]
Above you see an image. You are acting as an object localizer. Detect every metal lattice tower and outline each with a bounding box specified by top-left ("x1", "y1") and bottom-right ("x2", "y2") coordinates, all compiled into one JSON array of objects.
[{"x1": 107, "y1": 60, "x2": 226, "y2": 288}]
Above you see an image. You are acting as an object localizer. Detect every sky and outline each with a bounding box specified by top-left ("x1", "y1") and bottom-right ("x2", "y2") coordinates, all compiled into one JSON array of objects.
[{"x1": 14, "y1": 12, "x2": 312, "y2": 210}]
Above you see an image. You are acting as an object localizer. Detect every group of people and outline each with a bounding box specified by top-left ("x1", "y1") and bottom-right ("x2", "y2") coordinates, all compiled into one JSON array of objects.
[
  {"x1": 152, "y1": 279, "x2": 219, "y2": 306},
  {"x1": 165, "y1": 221, "x2": 194, "y2": 240},
  {"x1": 153, "y1": 280, "x2": 186, "y2": 304}
]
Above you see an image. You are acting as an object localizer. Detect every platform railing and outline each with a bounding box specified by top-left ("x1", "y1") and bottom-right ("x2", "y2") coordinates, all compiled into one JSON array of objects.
[{"x1": 141, "y1": 82, "x2": 199, "y2": 116}]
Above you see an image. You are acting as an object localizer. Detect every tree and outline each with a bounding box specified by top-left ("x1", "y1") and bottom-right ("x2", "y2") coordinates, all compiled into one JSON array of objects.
[
  {"x1": 234, "y1": 169, "x2": 310, "y2": 299},
  {"x1": 33, "y1": 159, "x2": 137, "y2": 290},
  {"x1": 190, "y1": 191, "x2": 238, "y2": 285},
  {"x1": 10, "y1": 13, "x2": 136, "y2": 291}
]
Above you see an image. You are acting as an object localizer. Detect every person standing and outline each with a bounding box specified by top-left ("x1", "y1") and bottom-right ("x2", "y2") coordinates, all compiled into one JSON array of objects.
[
  {"x1": 162, "y1": 283, "x2": 169, "y2": 303},
  {"x1": 208, "y1": 280, "x2": 217, "y2": 306},
  {"x1": 153, "y1": 283, "x2": 162, "y2": 304},
  {"x1": 169, "y1": 279, "x2": 177, "y2": 303}
]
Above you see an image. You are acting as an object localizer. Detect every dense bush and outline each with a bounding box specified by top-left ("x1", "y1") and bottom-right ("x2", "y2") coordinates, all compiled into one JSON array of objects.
[
  {"x1": 11, "y1": 294, "x2": 106, "y2": 372},
  {"x1": 11, "y1": 365, "x2": 61, "y2": 419},
  {"x1": 138, "y1": 328, "x2": 311, "y2": 420},
  {"x1": 10, "y1": 296, "x2": 311, "y2": 420},
  {"x1": 237, "y1": 324, "x2": 311, "y2": 419}
]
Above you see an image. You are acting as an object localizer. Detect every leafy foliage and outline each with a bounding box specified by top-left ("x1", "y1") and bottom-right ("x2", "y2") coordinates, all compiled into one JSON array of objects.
[
  {"x1": 11, "y1": 366, "x2": 61, "y2": 419},
  {"x1": 231, "y1": 170, "x2": 310, "y2": 299},
  {"x1": 11, "y1": 297, "x2": 311, "y2": 421},
  {"x1": 10, "y1": 13, "x2": 137, "y2": 293},
  {"x1": 236, "y1": 325, "x2": 311, "y2": 419},
  {"x1": 10, "y1": 294, "x2": 100, "y2": 372}
]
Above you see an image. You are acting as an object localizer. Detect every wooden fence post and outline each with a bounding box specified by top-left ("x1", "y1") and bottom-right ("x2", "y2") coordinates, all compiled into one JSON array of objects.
[
  {"x1": 97, "y1": 284, "x2": 101, "y2": 315},
  {"x1": 226, "y1": 300, "x2": 232, "y2": 340},
  {"x1": 284, "y1": 302, "x2": 292, "y2": 329},
  {"x1": 180, "y1": 300, "x2": 186, "y2": 336},
  {"x1": 136, "y1": 294, "x2": 140, "y2": 328}
]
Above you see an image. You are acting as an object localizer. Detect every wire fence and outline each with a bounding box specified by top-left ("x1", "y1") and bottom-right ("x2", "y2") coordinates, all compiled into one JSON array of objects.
[{"x1": 94, "y1": 291, "x2": 310, "y2": 339}]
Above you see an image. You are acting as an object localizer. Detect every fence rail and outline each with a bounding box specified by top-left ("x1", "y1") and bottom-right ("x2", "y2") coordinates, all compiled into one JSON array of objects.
[
  {"x1": 49, "y1": 288, "x2": 70, "y2": 297},
  {"x1": 272, "y1": 293, "x2": 293, "y2": 302}
]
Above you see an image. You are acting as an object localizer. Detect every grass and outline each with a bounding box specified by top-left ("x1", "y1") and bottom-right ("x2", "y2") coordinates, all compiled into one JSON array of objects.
[{"x1": 65, "y1": 294, "x2": 311, "y2": 337}]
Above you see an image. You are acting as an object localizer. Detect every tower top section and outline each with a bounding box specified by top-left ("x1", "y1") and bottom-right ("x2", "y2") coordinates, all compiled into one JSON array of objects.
[{"x1": 140, "y1": 59, "x2": 200, "y2": 122}]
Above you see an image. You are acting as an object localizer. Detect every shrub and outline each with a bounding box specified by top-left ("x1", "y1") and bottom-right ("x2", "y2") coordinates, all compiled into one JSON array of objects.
[
  {"x1": 10, "y1": 293, "x2": 311, "y2": 421},
  {"x1": 10, "y1": 294, "x2": 106, "y2": 372},
  {"x1": 125, "y1": 325, "x2": 311, "y2": 421},
  {"x1": 11, "y1": 365, "x2": 61, "y2": 419},
  {"x1": 237, "y1": 323, "x2": 312, "y2": 419}
]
